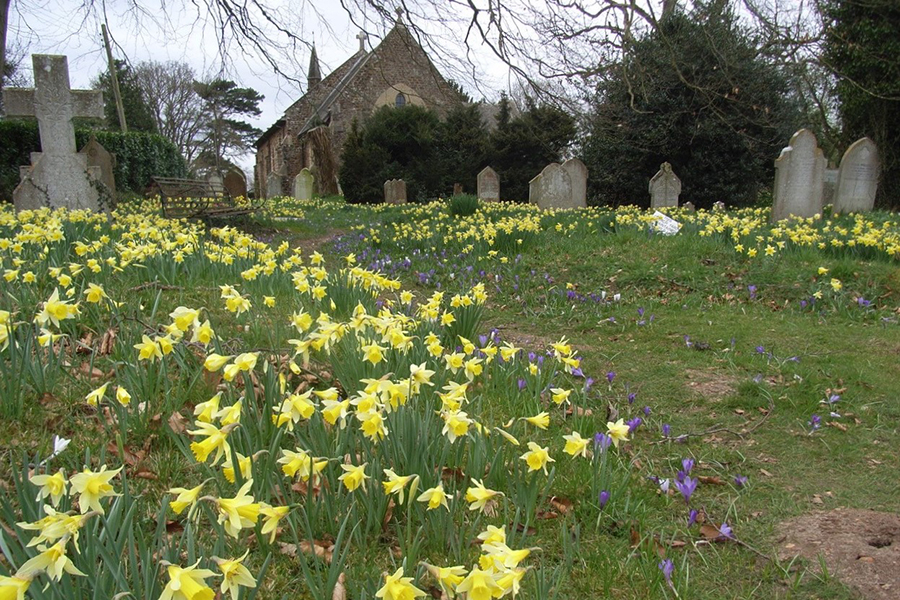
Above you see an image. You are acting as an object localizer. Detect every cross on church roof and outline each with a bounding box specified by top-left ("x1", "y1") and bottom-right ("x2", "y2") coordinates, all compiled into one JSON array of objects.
[
  {"x1": 356, "y1": 31, "x2": 367, "y2": 52},
  {"x1": 3, "y1": 55, "x2": 104, "y2": 156}
]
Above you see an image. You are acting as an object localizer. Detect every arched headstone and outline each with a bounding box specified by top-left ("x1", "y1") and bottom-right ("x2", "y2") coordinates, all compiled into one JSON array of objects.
[
  {"x1": 477, "y1": 167, "x2": 500, "y2": 202},
  {"x1": 771, "y1": 129, "x2": 826, "y2": 221},
  {"x1": 833, "y1": 138, "x2": 879, "y2": 213},
  {"x1": 294, "y1": 168, "x2": 315, "y2": 200},
  {"x1": 561, "y1": 159, "x2": 588, "y2": 208},
  {"x1": 649, "y1": 162, "x2": 681, "y2": 208}
]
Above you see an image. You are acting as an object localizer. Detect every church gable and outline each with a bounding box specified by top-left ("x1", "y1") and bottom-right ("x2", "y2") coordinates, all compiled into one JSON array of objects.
[{"x1": 255, "y1": 19, "x2": 463, "y2": 198}]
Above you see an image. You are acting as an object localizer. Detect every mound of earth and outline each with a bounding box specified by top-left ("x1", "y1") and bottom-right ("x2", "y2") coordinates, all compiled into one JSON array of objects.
[{"x1": 777, "y1": 508, "x2": 899, "y2": 600}]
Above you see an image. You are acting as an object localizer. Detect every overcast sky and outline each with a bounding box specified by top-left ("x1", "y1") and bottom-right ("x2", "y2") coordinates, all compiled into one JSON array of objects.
[{"x1": 7, "y1": 0, "x2": 512, "y2": 174}]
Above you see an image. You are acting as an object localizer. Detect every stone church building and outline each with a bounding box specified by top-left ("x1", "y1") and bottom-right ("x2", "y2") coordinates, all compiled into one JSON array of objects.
[{"x1": 254, "y1": 15, "x2": 464, "y2": 198}]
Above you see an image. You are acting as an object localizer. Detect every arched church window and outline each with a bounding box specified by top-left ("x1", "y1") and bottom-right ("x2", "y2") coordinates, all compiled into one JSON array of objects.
[{"x1": 395, "y1": 93, "x2": 406, "y2": 107}]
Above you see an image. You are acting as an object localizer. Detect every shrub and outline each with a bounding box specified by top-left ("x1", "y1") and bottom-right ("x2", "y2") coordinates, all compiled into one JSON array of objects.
[{"x1": 448, "y1": 194, "x2": 480, "y2": 217}]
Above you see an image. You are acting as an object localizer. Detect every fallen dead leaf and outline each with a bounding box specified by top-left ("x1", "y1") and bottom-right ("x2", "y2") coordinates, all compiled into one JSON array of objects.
[
  {"x1": 827, "y1": 421, "x2": 848, "y2": 432},
  {"x1": 549, "y1": 496, "x2": 573, "y2": 515},
  {"x1": 332, "y1": 573, "x2": 347, "y2": 600},
  {"x1": 167, "y1": 412, "x2": 188, "y2": 434},
  {"x1": 698, "y1": 476, "x2": 725, "y2": 486},
  {"x1": 760, "y1": 469, "x2": 774, "y2": 477},
  {"x1": 99, "y1": 329, "x2": 117, "y2": 355}
]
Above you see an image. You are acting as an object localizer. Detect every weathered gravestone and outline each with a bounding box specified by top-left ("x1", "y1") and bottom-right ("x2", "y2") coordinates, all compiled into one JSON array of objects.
[
  {"x1": 293, "y1": 168, "x2": 314, "y2": 200},
  {"x1": 561, "y1": 159, "x2": 588, "y2": 208},
  {"x1": 222, "y1": 168, "x2": 248, "y2": 198},
  {"x1": 384, "y1": 179, "x2": 407, "y2": 204},
  {"x1": 528, "y1": 173, "x2": 542, "y2": 205},
  {"x1": 266, "y1": 173, "x2": 283, "y2": 198},
  {"x1": 3, "y1": 55, "x2": 108, "y2": 211},
  {"x1": 529, "y1": 163, "x2": 572, "y2": 210},
  {"x1": 453, "y1": 183, "x2": 463, "y2": 196},
  {"x1": 649, "y1": 162, "x2": 681, "y2": 208},
  {"x1": 713, "y1": 201, "x2": 726, "y2": 211},
  {"x1": 682, "y1": 201, "x2": 695, "y2": 212},
  {"x1": 771, "y1": 129, "x2": 826, "y2": 221},
  {"x1": 833, "y1": 137, "x2": 879, "y2": 214},
  {"x1": 79, "y1": 135, "x2": 116, "y2": 201},
  {"x1": 477, "y1": 167, "x2": 500, "y2": 202}
]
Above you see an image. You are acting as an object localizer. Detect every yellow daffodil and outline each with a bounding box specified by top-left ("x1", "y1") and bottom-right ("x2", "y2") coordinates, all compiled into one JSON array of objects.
[
  {"x1": 83, "y1": 283, "x2": 107, "y2": 303},
  {"x1": 465, "y1": 478, "x2": 503, "y2": 512},
  {"x1": 339, "y1": 463, "x2": 369, "y2": 492},
  {"x1": 550, "y1": 387, "x2": 571, "y2": 405},
  {"x1": 134, "y1": 335, "x2": 163, "y2": 362},
  {"x1": 375, "y1": 567, "x2": 427, "y2": 600},
  {"x1": 160, "y1": 560, "x2": 216, "y2": 600},
  {"x1": 29, "y1": 469, "x2": 67, "y2": 507},
  {"x1": 417, "y1": 482, "x2": 451, "y2": 511},
  {"x1": 455, "y1": 567, "x2": 501, "y2": 600},
  {"x1": 115, "y1": 386, "x2": 131, "y2": 406},
  {"x1": 423, "y1": 564, "x2": 466, "y2": 595},
  {"x1": 524, "y1": 412, "x2": 550, "y2": 430},
  {"x1": 168, "y1": 484, "x2": 204, "y2": 516},
  {"x1": 18, "y1": 539, "x2": 85, "y2": 581},
  {"x1": 203, "y1": 353, "x2": 232, "y2": 372},
  {"x1": 477, "y1": 525, "x2": 506, "y2": 545},
  {"x1": 521, "y1": 442, "x2": 554, "y2": 474},
  {"x1": 278, "y1": 448, "x2": 327, "y2": 482},
  {"x1": 0, "y1": 574, "x2": 32, "y2": 599},
  {"x1": 259, "y1": 503, "x2": 289, "y2": 542},
  {"x1": 382, "y1": 470, "x2": 418, "y2": 505},
  {"x1": 215, "y1": 479, "x2": 261, "y2": 538},
  {"x1": 563, "y1": 431, "x2": 590, "y2": 458},
  {"x1": 606, "y1": 419, "x2": 630, "y2": 447},
  {"x1": 69, "y1": 465, "x2": 122, "y2": 514},
  {"x1": 214, "y1": 551, "x2": 257, "y2": 600},
  {"x1": 188, "y1": 422, "x2": 234, "y2": 465}
]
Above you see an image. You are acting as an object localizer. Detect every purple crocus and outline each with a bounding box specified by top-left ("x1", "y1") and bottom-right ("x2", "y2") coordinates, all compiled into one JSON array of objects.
[
  {"x1": 662, "y1": 423, "x2": 671, "y2": 438},
  {"x1": 734, "y1": 474, "x2": 748, "y2": 488},
  {"x1": 718, "y1": 522, "x2": 734, "y2": 539},
  {"x1": 594, "y1": 432, "x2": 612, "y2": 452},
  {"x1": 584, "y1": 377, "x2": 595, "y2": 392},
  {"x1": 606, "y1": 371, "x2": 616, "y2": 384},
  {"x1": 748, "y1": 285, "x2": 757, "y2": 299},
  {"x1": 682, "y1": 458, "x2": 694, "y2": 474},
  {"x1": 674, "y1": 476, "x2": 697, "y2": 504},
  {"x1": 809, "y1": 414, "x2": 821, "y2": 431},
  {"x1": 643, "y1": 406, "x2": 652, "y2": 416},
  {"x1": 658, "y1": 478, "x2": 670, "y2": 494},
  {"x1": 637, "y1": 307, "x2": 645, "y2": 317},
  {"x1": 684, "y1": 335, "x2": 693, "y2": 348},
  {"x1": 517, "y1": 378, "x2": 527, "y2": 391},
  {"x1": 755, "y1": 345, "x2": 766, "y2": 354},
  {"x1": 687, "y1": 509, "x2": 698, "y2": 527},
  {"x1": 627, "y1": 392, "x2": 636, "y2": 405},
  {"x1": 658, "y1": 559, "x2": 675, "y2": 586},
  {"x1": 626, "y1": 417, "x2": 642, "y2": 433},
  {"x1": 599, "y1": 490, "x2": 610, "y2": 509}
]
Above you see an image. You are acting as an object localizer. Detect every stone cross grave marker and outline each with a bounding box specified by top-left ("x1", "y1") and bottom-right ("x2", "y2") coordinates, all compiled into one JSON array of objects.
[
  {"x1": 833, "y1": 137, "x2": 879, "y2": 214},
  {"x1": 79, "y1": 135, "x2": 116, "y2": 201},
  {"x1": 3, "y1": 55, "x2": 107, "y2": 211},
  {"x1": 294, "y1": 168, "x2": 315, "y2": 200},
  {"x1": 384, "y1": 179, "x2": 407, "y2": 204},
  {"x1": 477, "y1": 167, "x2": 500, "y2": 202},
  {"x1": 649, "y1": 162, "x2": 681, "y2": 208},
  {"x1": 535, "y1": 163, "x2": 573, "y2": 210},
  {"x1": 266, "y1": 172, "x2": 282, "y2": 198},
  {"x1": 771, "y1": 129, "x2": 826, "y2": 221},
  {"x1": 561, "y1": 159, "x2": 588, "y2": 208}
]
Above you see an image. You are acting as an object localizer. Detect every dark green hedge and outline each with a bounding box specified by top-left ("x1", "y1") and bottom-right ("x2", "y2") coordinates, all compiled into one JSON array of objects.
[{"x1": 0, "y1": 120, "x2": 187, "y2": 202}]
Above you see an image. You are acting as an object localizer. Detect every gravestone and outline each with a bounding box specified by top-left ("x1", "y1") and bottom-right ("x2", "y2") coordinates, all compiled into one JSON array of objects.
[
  {"x1": 833, "y1": 137, "x2": 879, "y2": 214},
  {"x1": 384, "y1": 179, "x2": 407, "y2": 204},
  {"x1": 713, "y1": 201, "x2": 726, "y2": 211},
  {"x1": 3, "y1": 55, "x2": 108, "y2": 212},
  {"x1": 207, "y1": 173, "x2": 224, "y2": 195},
  {"x1": 453, "y1": 183, "x2": 463, "y2": 196},
  {"x1": 561, "y1": 158, "x2": 588, "y2": 208},
  {"x1": 477, "y1": 167, "x2": 500, "y2": 202},
  {"x1": 293, "y1": 168, "x2": 314, "y2": 200},
  {"x1": 266, "y1": 173, "x2": 282, "y2": 198},
  {"x1": 535, "y1": 163, "x2": 572, "y2": 210},
  {"x1": 682, "y1": 201, "x2": 695, "y2": 212},
  {"x1": 771, "y1": 129, "x2": 826, "y2": 221},
  {"x1": 649, "y1": 162, "x2": 681, "y2": 208},
  {"x1": 78, "y1": 135, "x2": 116, "y2": 201},
  {"x1": 528, "y1": 173, "x2": 542, "y2": 205},
  {"x1": 223, "y1": 168, "x2": 248, "y2": 198}
]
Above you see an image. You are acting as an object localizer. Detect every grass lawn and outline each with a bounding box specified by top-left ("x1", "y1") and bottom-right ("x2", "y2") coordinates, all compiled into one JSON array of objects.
[{"x1": 0, "y1": 197, "x2": 897, "y2": 599}]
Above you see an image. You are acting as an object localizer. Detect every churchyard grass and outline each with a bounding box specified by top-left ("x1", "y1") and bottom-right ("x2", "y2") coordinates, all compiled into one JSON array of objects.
[{"x1": 0, "y1": 196, "x2": 897, "y2": 599}]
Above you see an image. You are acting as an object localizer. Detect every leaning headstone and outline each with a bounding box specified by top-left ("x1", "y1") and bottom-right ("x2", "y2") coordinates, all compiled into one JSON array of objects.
[
  {"x1": 223, "y1": 168, "x2": 248, "y2": 198},
  {"x1": 536, "y1": 163, "x2": 573, "y2": 210},
  {"x1": 833, "y1": 137, "x2": 879, "y2": 214},
  {"x1": 79, "y1": 135, "x2": 116, "y2": 201},
  {"x1": 293, "y1": 168, "x2": 314, "y2": 200},
  {"x1": 561, "y1": 158, "x2": 588, "y2": 208},
  {"x1": 3, "y1": 55, "x2": 108, "y2": 212},
  {"x1": 771, "y1": 129, "x2": 826, "y2": 221},
  {"x1": 384, "y1": 179, "x2": 407, "y2": 204},
  {"x1": 528, "y1": 173, "x2": 542, "y2": 205},
  {"x1": 649, "y1": 162, "x2": 681, "y2": 208},
  {"x1": 477, "y1": 167, "x2": 500, "y2": 202},
  {"x1": 650, "y1": 211, "x2": 682, "y2": 236},
  {"x1": 266, "y1": 173, "x2": 282, "y2": 198}
]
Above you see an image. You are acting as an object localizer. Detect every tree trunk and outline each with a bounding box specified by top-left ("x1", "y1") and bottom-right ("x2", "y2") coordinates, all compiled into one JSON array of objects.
[{"x1": 0, "y1": 0, "x2": 11, "y2": 114}]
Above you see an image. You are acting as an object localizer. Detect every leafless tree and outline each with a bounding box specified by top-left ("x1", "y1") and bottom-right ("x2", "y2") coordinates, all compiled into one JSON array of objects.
[{"x1": 133, "y1": 61, "x2": 205, "y2": 164}]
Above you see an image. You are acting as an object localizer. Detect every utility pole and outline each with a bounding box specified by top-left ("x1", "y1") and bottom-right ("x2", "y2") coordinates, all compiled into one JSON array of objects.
[{"x1": 101, "y1": 24, "x2": 128, "y2": 132}]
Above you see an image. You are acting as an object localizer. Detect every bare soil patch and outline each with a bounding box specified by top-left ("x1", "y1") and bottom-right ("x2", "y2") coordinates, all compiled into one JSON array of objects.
[
  {"x1": 684, "y1": 368, "x2": 738, "y2": 401},
  {"x1": 777, "y1": 509, "x2": 900, "y2": 600}
]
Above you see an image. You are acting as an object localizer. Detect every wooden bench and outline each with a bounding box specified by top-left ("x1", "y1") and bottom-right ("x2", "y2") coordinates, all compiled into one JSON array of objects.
[{"x1": 151, "y1": 176, "x2": 260, "y2": 220}]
